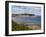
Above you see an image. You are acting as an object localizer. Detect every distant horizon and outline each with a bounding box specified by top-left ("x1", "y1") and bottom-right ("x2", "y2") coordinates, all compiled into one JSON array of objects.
[{"x1": 12, "y1": 13, "x2": 41, "y2": 16}]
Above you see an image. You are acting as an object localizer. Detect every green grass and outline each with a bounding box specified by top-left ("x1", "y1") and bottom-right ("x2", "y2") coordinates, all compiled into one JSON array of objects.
[{"x1": 12, "y1": 20, "x2": 32, "y2": 31}]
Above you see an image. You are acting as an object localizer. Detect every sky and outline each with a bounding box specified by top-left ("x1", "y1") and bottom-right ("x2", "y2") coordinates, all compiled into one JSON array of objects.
[{"x1": 11, "y1": 5, "x2": 41, "y2": 16}]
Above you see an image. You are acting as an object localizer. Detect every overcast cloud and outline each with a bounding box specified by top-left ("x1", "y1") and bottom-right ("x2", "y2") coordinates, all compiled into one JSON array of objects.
[{"x1": 11, "y1": 5, "x2": 41, "y2": 16}]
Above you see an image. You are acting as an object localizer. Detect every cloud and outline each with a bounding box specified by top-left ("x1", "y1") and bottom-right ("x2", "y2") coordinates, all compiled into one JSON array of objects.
[{"x1": 11, "y1": 5, "x2": 41, "y2": 16}]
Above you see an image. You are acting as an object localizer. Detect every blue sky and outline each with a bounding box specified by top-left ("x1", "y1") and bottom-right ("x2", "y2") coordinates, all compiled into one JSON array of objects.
[{"x1": 11, "y1": 5, "x2": 41, "y2": 16}]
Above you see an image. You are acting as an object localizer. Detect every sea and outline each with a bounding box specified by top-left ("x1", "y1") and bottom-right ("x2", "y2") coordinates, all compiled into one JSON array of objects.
[{"x1": 12, "y1": 16, "x2": 41, "y2": 24}]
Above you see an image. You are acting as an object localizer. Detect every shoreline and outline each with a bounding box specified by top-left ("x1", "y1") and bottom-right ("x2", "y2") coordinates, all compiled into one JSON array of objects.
[{"x1": 12, "y1": 21, "x2": 41, "y2": 31}]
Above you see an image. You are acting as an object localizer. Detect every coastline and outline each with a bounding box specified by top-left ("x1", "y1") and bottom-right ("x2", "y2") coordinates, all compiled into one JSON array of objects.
[{"x1": 12, "y1": 21, "x2": 41, "y2": 31}]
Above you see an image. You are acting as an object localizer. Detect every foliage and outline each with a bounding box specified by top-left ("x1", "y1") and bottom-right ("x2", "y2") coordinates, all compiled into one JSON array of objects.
[{"x1": 12, "y1": 20, "x2": 32, "y2": 31}]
